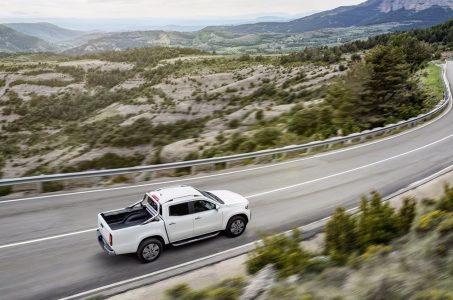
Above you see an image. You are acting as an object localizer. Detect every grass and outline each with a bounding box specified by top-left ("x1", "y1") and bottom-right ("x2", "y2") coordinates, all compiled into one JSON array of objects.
[{"x1": 420, "y1": 63, "x2": 444, "y2": 109}]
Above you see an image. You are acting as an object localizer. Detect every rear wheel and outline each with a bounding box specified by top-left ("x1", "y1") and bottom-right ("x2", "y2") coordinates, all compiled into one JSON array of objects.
[
  {"x1": 137, "y1": 238, "x2": 163, "y2": 263},
  {"x1": 226, "y1": 216, "x2": 247, "y2": 237}
]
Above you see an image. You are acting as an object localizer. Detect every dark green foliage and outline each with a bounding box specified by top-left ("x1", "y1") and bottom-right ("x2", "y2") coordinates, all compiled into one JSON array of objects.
[
  {"x1": 0, "y1": 186, "x2": 12, "y2": 197},
  {"x1": 325, "y1": 207, "x2": 356, "y2": 263},
  {"x1": 253, "y1": 127, "x2": 281, "y2": 147},
  {"x1": 72, "y1": 117, "x2": 207, "y2": 148},
  {"x1": 280, "y1": 46, "x2": 342, "y2": 64},
  {"x1": 397, "y1": 197, "x2": 417, "y2": 234},
  {"x1": 83, "y1": 46, "x2": 206, "y2": 68},
  {"x1": 246, "y1": 229, "x2": 312, "y2": 277},
  {"x1": 61, "y1": 153, "x2": 144, "y2": 173},
  {"x1": 86, "y1": 69, "x2": 131, "y2": 89},
  {"x1": 356, "y1": 192, "x2": 399, "y2": 251},
  {"x1": 288, "y1": 106, "x2": 334, "y2": 137},
  {"x1": 42, "y1": 181, "x2": 64, "y2": 193},
  {"x1": 325, "y1": 191, "x2": 418, "y2": 263},
  {"x1": 437, "y1": 184, "x2": 453, "y2": 212}
]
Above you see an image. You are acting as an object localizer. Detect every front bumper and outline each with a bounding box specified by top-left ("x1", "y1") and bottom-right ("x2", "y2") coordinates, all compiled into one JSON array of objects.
[{"x1": 96, "y1": 229, "x2": 116, "y2": 255}]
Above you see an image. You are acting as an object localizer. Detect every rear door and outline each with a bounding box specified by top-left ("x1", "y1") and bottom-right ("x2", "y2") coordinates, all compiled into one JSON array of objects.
[
  {"x1": 191, "y1": 199, "x2": 223, "y2": 236},
  {"x1": 165, "y1": 202, "x2": 194, "y2": 242}
]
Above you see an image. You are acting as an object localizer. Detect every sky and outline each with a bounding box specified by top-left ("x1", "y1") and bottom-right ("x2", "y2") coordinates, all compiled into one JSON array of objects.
[{"x1": 0, "y1": 0, "x2": 365, "y2": 19}]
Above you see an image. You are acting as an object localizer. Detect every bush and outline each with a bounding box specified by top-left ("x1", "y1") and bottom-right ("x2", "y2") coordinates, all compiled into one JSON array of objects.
[
  {"x1": 437, "y1": 216, "x2": 453, "y2": 236},
  {"x1": 246, "y1": 229, "x2": 312, "y2": 278},
  {"x1": 416, "y1": 210, "x2": 447, "y2": 232},
  {"x1": 355, "y1": 191, "x2": 399, "y2": 251},
  {"x1": 359, "y1": 244, "x2": 392, "y2": 261},
  {"x1": 0, "y1": 185, "x2": 12, "y2": 197},
  {"x1": 397, "y1": 196, "x2": 417, "y2": 234},
  {"x1": 325, "y1": 207, "x2": 356, "y2": 263},
  {"x1": 437, "y1": 184, "x2": 453, "y2": 212},
  {"x1": 253, "y1": 128, "x2": 281, "y2": 147},
  {"x1": 42, "y1": 181, "x2": 64, "y2": 193},
  {"x1": 165, "y1": 277, "x2": 245, "y2": 300},
  {"x1": 62, "y1": 153, "x2": 144, "y2": 173}
]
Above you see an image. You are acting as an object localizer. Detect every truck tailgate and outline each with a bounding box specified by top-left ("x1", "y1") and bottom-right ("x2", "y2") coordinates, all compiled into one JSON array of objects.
[{"x1": 97, "y1": 214, "x2": 113, "y2": 247}]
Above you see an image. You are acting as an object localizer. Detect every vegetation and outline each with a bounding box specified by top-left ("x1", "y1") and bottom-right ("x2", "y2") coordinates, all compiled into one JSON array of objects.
[
  {"x1": 83, "y1": 46, "x2": 207, "y2": 68},
  {"x1": 165, "y1": 277, "x2": 245, "y2": 300},
  {"x1": 168, "y1": 186, "x2": 453, "y2": 299}
]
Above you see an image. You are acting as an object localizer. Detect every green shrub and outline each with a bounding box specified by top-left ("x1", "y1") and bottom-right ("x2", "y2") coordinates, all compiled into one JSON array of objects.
[
  {"x1": 397, "y1": 196, "x2": 417, "y2": 234},
  {"x1": 42, "y1": 181, "x2": 64, "y2": 193},
  {"x1": 437, "y1": 184, "x2": 453, "y2": 212},
  {"x1": 416, "y1": 210, "x2": 447, "y2": 232},
  {"x1": 253, "y1": 128, "x2": 281, "y2": 147},
  {"x1": 246, "y1": 229, "x2": 312, "y2": 277},
  {"x1": 359, "y1": 244, "x2": 392, "y2": 261},
  {"x1": 86, "y1": 69, "x2": 130, "y2": 89},
  {"x1": 437, "y1": 216, "x2": 453, "y2": 236},
  {"x1": 62, "y1": 153, "x2": 144, "y2": 173},
  {"x1": 325, "y1": 207, "x2": 356, "y2": 263},
  {"x1": 165, "y1": 277, "x2": 244, "y2": 300},
  {"x1": 355, "y1": 191, "x2": 399, "y2": 251},
  {"x1": 0, "y1": 185, "x2": 12, "y2": 197}
]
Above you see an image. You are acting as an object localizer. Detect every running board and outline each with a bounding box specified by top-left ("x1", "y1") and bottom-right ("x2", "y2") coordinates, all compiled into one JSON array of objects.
[{"x1": 171, "y1": 232, "x2": 220, "y2": 246}]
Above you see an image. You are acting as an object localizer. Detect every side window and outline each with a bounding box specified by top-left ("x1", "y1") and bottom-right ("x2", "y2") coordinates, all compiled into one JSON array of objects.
[
  {"x1": 193, "y1": 200, "x2": 216, "y2": 213},
  {"x1": 169, "y1": 202, "x2": 190, "y2": 216}
]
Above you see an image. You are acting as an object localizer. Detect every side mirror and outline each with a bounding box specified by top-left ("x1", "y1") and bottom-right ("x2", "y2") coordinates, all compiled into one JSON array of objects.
[{"x1": 215, "y1": 205, "x2": 220, "y2": 211}]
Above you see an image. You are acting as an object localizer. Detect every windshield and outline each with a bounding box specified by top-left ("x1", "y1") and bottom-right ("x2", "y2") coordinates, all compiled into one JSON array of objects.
[{"x1": 198, "y1": 190, "x2": 224, "y2": 204}]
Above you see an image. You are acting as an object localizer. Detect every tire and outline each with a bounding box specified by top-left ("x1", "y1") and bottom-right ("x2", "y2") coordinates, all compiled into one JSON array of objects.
[
  {"x1": 226, "y1": 216, "x2": 247, "y2": 237},
  {"x1": 137, "y1": 238, "x2": 163, "y2": 263}
]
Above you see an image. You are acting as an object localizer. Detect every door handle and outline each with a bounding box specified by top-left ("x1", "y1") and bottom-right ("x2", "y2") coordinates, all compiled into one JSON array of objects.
[
  {"x1": 195, "y1": 216, "x2": 202, "y2": 220},
  {"x1": 169, "y1": 222, "x2": 176, "y2": 225}
]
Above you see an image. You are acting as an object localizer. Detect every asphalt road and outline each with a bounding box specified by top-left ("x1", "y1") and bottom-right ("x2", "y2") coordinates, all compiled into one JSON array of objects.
[{"x1": 0, "y1": 62, "x2": 452, "y2": 300}]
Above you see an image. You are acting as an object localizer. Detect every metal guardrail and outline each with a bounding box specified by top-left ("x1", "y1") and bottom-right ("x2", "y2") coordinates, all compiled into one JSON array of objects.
[{"x1": 0, "y1": 64, "x2": 451, "y2": 189}]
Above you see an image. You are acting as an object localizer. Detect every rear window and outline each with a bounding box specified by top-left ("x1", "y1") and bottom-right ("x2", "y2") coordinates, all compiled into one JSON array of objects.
[{"x1": 169, "y1": 202, "x2": 190, "y2": 216}]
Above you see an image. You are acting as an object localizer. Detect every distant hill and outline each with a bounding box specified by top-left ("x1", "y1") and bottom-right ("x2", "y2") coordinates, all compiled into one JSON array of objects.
[
  {"x1": 208, "y1": 0, "x2": 453, "y2": 34},
  {"x1": 3, "y1": 22, "x2": 85, "y2": 43},
  {"x1": 0, "y1": 25, "x2": 55, "y2": 53}
]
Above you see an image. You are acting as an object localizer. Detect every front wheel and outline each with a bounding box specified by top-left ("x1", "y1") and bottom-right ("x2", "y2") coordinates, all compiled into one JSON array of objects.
[
  {"x1": 137, "y1": 238, "x2": 163, "y2": 263},
  {"x1": 226, "y1": 216, "x2": 247, "y2": 237}
]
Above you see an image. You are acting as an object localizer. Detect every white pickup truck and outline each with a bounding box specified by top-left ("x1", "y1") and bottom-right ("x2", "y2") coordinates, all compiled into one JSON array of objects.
[{"x1": 97, "y1": 185, "x2": 251, "y2": 263}]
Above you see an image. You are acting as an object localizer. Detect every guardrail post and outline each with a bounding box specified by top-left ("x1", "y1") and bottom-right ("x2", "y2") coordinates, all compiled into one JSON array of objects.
[{"x1": 36, "y1": 182, "x2": 43, "y2": 193}]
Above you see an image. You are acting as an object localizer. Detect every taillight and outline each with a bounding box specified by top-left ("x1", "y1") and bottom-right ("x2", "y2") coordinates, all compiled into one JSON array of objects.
[{"x1": 109, "y1": 233, "x2": 113, "y2": 246}]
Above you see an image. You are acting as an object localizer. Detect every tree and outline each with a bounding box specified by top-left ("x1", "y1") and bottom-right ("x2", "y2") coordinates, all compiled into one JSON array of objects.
[
  {"x1": 325, "y1": 207, "x2": 357, "y2": 263},
  {"x1": 397, "y1": 197, "x2": 417, "y2": 234},
  {"x1": 356, "y1": 191, "x2": 399, "y2": 251}
]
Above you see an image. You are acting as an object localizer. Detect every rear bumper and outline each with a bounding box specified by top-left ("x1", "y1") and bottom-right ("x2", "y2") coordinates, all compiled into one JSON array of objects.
[{"x1": 96, "y1": 229, "x2": 116, "y2": 256}]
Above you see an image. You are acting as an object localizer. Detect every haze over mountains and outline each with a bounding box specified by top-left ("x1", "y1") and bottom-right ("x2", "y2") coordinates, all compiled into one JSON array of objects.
[{"x1": 1, "y1": 0, "x2": 452, "y2": 54}]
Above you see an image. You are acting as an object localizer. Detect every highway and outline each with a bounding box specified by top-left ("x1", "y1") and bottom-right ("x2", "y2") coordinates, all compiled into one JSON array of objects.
[{"x1": 0, "y1": 62, "x2": 452, "y2": 300}]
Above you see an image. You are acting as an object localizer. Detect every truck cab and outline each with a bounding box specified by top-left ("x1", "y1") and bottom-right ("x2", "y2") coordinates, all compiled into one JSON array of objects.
[{"x1": 97, "y1": 185, "x2": 250, "y2": 263}]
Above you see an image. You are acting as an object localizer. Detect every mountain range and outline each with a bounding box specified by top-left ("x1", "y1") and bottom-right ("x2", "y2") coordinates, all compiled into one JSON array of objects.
[{"x1": 1, "y1": 0, "x2": 452, "y2": 54}]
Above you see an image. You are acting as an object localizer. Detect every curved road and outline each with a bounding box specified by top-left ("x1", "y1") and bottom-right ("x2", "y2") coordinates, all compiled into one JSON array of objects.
[{"x1": 0, "y1": 62, "x2": 452, "y2": 300}]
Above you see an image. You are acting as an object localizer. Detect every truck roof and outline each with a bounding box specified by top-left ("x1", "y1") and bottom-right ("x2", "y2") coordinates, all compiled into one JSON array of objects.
[{"x1": 148, "y1": 185, "x2": 201, "y2": 204}]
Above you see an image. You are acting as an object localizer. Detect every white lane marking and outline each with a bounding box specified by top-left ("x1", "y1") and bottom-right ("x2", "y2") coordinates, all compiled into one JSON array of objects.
[
  {"x1": 2, "y1": 129, "x2": 453, "y2": 250},
  {"x1": 0, "y1": 228, "x2": 96, "y2": 250},
  {"x1": 2, "y1": 97, "x2": 451, "y2": 205}
]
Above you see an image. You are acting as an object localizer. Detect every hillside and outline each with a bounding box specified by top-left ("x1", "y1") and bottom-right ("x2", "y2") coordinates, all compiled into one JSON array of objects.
[
  {"x1": 3, "y1": 22, "x2": 85, "y2": 43},
  {"x1": 0, "y1": 25, "x2": 55, "y2": 53},
  {"x1": 211, "y1": 0, "x2": 453, "y2": 34}
]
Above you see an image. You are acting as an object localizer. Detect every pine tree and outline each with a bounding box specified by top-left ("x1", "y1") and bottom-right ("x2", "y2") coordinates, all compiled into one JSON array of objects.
[
  {"x1": 325, "y1": 207, "x2": 356, "y2": 263},
  {"x1": 397, "y1": 197, "x2": 417, "y2": 234}
]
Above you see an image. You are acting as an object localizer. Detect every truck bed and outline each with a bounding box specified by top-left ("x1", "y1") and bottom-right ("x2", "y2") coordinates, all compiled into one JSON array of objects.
[{"x1": 101, "y1": 206, "x2": 152, "y2": 230}]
